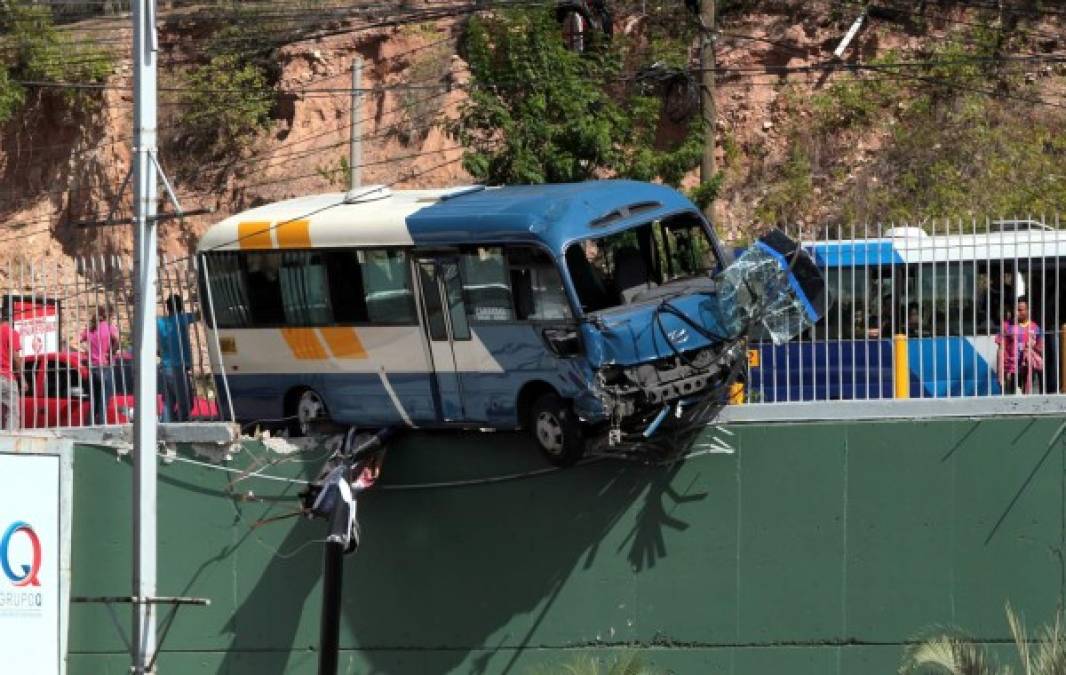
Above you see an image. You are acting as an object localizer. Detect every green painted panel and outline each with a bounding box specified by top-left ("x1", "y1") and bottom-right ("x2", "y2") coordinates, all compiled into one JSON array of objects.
[
  {"x1": 949, "y1": 417, "x2": 1063, "y2": 634},
  {"x1": 736, "y1": 423, "x2": 847, "y2": 643},
  {"x1": 65, "y1": 417, "x2": 1066, "y2": 675},
  {"x1": 844, "y1": 420, "x2": 957, "y2": 638}
]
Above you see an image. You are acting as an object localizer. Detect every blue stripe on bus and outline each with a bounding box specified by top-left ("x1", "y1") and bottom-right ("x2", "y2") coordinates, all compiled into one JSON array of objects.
[
  {"x1": 908, "y1": 337, "x2": 999, "y2": 397},
  {"x1": 750, "y1": 340, "x2": 894, "y2": 402},
  {"x1": 747, "y1": 336, "x2": 1056, "y2": 401},
  {"x1": 808, "y1": 241, "x2": 903, "y2": 268}
]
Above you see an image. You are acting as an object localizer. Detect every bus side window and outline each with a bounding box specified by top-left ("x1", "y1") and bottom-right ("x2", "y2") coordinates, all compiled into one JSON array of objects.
[
  {"x1": 460, "y1": 247, "x2": 514, "y2": 322},
  {"x1": 204, "y1": 252, "x2": 251, "y2": 328},
  {"x1": 418, "y1": 263, "x2": 447, "y2": 341},
  {"x1": 508, "y1": 247, "x2": 573, "y2": 321},
  {"x1": 280, "y1": 250, "x2": 332, "y2": 325},
  {"x1": 361, "y1": 249, "x2": 417, "y2": 325},
  {"x1": 245, "y1": 253, "x2": 285, "y2": 325},
  {"x1": 324, "y1": 251, "x2": 369, "y2": 323}
]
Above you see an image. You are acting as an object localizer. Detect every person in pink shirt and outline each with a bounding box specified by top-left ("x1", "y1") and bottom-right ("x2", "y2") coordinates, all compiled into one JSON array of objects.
[
  {"x1": 80, "y1": 306, "x2": 120, "y2": 424},
  {"x1": 996, "y1": 297, "x2": 1044, "y2": 395}
]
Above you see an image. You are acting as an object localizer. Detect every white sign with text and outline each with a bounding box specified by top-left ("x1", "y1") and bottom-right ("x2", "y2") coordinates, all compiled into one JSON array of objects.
[{"x1": 0, "y1": 453, "x2": 61, "y2": 675}]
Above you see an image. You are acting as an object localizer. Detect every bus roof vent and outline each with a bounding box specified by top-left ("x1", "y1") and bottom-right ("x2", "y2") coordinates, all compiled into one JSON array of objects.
[
  {"x1": 440, "y1": 185, "x2": 486, "y2": 201},
  {"x1": 989, "y1": 219, "x2": 1053, "y2": 232},
  {"x1": 589, "y1": 201, "x2": 662, "y2": 228},
  {"x1": 885, "y1": 226, "x2": 928, "y2": 239},
  {"x1": 343, "y1": 185, "x2": 392, "y2": 204}
]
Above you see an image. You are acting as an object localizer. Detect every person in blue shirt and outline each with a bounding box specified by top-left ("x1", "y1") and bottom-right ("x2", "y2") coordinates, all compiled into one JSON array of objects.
[{"x1": 158, "y1": 294, "x2": 197, "y2": 422}]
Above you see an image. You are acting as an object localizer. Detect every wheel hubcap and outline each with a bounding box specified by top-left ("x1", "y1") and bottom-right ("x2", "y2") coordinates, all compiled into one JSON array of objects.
[
  {"x1": 297, "y1": 392, "x2": 323, "y2": 434},
  {"x1": 535, "y1": 411, "x2": 565, "y2": 455}
]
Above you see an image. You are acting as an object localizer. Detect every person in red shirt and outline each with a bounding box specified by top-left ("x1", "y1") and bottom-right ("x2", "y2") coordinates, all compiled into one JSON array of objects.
[{"x1": 0, "y1": 316, "x2": 23, "y2": 430}]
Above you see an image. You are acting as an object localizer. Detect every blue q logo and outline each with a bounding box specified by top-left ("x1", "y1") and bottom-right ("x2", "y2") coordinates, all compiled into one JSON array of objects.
[{"x1": 1, "y1": 521, "x2": 42, "y2": 587}]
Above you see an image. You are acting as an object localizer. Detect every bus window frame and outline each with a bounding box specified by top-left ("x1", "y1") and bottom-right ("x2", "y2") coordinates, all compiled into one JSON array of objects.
[
  {"x1": 199, "y1": 246, "x2": 421, "y2": 330},
  {"x1": 446, "y1": 243, "x2": 581, "y2": 327}
]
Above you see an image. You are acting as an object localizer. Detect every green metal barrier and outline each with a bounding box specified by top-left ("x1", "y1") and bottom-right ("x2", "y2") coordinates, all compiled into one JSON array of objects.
[{"x1": 67, "y1": 418, "x2": 1065, "y2": 674}]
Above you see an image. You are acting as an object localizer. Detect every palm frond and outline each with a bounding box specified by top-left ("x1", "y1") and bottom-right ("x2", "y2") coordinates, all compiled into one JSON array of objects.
[
  {"x1": 1031, "y1": 610, "x2": 1066, "y2": 675},
  {"x1": 901, "y1": 636, "x2": 1001, "y2": 675},
  {"x1": 1008, "y1": 603, "x2": 1033, "y2": 675}
]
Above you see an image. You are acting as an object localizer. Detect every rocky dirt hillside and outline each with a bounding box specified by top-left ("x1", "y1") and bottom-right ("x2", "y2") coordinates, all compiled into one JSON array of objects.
[{"x1": 0, "y1": 0, "x2": 1064, "y2": 269}]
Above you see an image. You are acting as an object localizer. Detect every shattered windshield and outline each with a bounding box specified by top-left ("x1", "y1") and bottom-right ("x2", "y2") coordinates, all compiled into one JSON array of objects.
[{"x1": 565, "y1": 212, "x2": 719, "y2": 313}]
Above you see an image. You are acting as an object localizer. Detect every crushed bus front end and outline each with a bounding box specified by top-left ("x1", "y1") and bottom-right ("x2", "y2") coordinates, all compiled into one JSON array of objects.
[{"x1": 573, "y1": 229, "x2": 826, "y2": 450}]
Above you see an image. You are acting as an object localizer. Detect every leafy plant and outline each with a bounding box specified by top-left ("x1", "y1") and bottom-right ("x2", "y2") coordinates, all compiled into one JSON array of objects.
[
  {"x1": 0, "y1": 0, "x2": 112, "y2": 121},
  {"x1": 687, "y1": 172, "x2": 724, "y2": 211},
  {"x1": 173, "y1": 3, "x2": 287, "y2": 159},
  {"x1": 900, "y1": 603, "x2": 1066, "y2": 675},
  {"x1": 0, "y1": 68, "x2": 25, "y2": 123},
  {"x1": 177, "y1": 53, "x2": 272, "y2": 157},
  {"x1": 451, "y1": 8, "x2": 701, "y2": 186}
]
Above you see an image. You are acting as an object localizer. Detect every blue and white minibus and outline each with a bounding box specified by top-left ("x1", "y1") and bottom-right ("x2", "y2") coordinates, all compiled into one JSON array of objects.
[
  {"x1": 198, "y1": 180, "x2": 762, "y2": 463},
  {"x1": 748, "y1": 221, "x2": 1066, "y2": 402}
]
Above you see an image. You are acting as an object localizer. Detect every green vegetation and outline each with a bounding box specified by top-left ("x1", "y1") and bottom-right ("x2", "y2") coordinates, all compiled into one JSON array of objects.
[
  {"x1": 751, "y1": 24, "x2": 1066, "y2": 226},
  {"x1": 0, "y1": 0, "x2": 111, "y2": 123},
  {"x1": 851, "y1": 94, "x2": 1066, "y2": 222},
  {"x1": 174, "y1": 8, "x2": 281, "y2": 158},
  {"x1": 900, "y1": 604, "x2": 1066, "y2": 675},
  {"x1": 755, "y1": 143, "x2": 814, "y2": 224},
  {"x1": 687, "y1": 173, "x2": 725, "y2": 211},
  {"x1": 452, "y1": 8, "x2": 701, "y2": 186},
  {"x1": 392, "y1": 38, "x2": 453, "y2": 145},
  {"x1": 526, "y1": 651, "x2": 662, "y2": 675},
  {"x1": 177, "y1": 52, "x2": 273, "y2": 158}
]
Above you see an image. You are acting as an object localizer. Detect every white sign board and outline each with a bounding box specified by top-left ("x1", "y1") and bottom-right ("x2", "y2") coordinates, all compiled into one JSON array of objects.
[
  {"x1": 11, "y1": 300, "x2": 60, "y2": 356},
  {"x1": 0, "y1": 453, "x2": 62, "y2": 675}
]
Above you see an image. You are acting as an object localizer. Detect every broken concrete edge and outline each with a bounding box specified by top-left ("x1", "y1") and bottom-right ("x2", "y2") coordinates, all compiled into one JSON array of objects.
[{"x1": 17, "y1": 424, "x2": 344, "y2": 467}]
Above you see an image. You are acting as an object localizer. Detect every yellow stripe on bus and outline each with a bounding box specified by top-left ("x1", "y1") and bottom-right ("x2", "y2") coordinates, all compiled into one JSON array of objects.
[
  {"x1": 275, "y1": 219, "x2": 312, "y2": 248},
  {"x1": 317, "y1": 327, "x2": 368, "y2": 359},
  {"x1": 237, "y1": 220, "x2": 274, "y2": 250},
  {"x1": 280, "y1": 328, "x2": 328, "y2": 360}
]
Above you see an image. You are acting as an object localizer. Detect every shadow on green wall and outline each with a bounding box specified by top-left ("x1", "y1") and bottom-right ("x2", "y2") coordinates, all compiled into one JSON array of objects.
[{"x1": 214, "y1": 431, "x2": 708, "y2": 674}]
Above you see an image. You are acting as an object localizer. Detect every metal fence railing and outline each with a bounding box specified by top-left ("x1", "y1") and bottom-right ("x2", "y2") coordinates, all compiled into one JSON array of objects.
[
  {"x1": 739, "y1": 216, "x2": 1066, "y2": 407},
  {"x1": 0, "y1": 255, "x2": 228, "y2": 431}
]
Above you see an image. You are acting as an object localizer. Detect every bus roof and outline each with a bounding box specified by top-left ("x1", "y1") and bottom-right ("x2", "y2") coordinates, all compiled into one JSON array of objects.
[
  {"x1": 805, "y1": 226, "x2": 1066, "y2": 267},
  {"x1": 196, "y1": 180, "x2": 700, "y2": 255}
]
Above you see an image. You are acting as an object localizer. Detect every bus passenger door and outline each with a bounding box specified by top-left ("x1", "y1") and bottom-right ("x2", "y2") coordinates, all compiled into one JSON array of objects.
[{"x1": 417, "y1": 258, "x2": 470, "y2": 422}]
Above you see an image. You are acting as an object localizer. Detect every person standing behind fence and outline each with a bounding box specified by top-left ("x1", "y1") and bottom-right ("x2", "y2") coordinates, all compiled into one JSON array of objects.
[
  {"x1": 996, "y1": 297, "x2": 1043, "y2": 395},
  {"x1": 80, "y1": 306, "x2": 119, "y2": 425},
  {"x1": 0, "y1": 313, "x2": 22, "y2": 431},
  {"x1": 158, "y1": 294, "x2": 197, "y2": 422}
]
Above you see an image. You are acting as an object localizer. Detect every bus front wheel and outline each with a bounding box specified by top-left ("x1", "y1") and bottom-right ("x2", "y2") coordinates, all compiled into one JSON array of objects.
[{"x1": 529, "y1": 393, "x2": 585, "y2": 466}]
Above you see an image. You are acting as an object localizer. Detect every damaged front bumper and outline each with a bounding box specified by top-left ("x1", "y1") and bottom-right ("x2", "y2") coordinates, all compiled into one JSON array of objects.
[{"x1": 576, "y1": 341, "x2": 746, "y2": 430}]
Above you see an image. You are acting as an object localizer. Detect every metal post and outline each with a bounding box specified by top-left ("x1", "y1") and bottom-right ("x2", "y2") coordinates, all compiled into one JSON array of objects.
[
  {"x1": 350, "y1": 58, "x2": 363, "y2": 191},
  {"x1": 132, "y1": 0, "x2": 159, "y2": 669},
  {"x1": 698, "y1": 0, "x2": 715, "y2": 215},
  {"x1": 318, "y1": 541, "x2": 345, "y2": 675}
]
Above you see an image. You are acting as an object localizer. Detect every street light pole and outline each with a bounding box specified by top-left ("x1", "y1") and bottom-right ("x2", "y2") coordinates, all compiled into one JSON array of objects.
[{"x1": 131, "y1": 0, "x2": 159, "y2": 669}]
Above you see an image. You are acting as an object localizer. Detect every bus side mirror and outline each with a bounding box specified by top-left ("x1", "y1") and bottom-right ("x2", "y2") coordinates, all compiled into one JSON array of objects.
[{"x1": 542, "y1": 327, "x2": 581, "y2": 357}]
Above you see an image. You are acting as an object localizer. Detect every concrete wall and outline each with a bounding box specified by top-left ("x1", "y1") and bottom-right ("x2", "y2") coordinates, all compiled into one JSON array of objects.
[{"x1": 67, "y1": 417, "x2": 1065, "y2": 674}]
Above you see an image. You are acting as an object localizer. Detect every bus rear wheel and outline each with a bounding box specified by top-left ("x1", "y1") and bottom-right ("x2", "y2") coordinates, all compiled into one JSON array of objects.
[
  {"x1": 529, "y1": 392, "x2": 585, "y2": 466},
  {"x1": 290, "y1": 388, "x2": 329, "y2": 437}
]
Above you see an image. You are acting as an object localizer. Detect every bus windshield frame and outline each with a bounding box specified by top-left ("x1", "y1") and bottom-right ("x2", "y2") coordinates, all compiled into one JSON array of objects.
[{"x1": 564, "y1": 211, "x2": 720, "y2": 314}]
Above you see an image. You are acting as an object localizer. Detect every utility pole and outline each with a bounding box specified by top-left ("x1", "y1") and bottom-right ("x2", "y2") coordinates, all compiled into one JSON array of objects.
[
  {"x1": 699, "y1": 0, "x2": 716, "y2": 214},
  {"x1": 349, "y1": 57, "x2": 363, "y2": 191},
  {"x1": 130, "y1": 0, "x2": 186, "y2": 670},
  {"x1": 131, "y1": 0, "x2": 159, "y2": 668}
]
